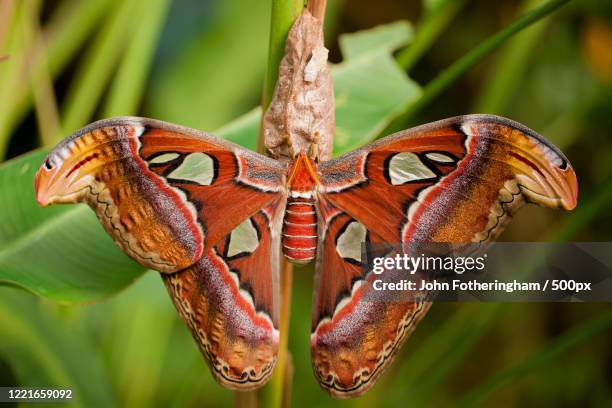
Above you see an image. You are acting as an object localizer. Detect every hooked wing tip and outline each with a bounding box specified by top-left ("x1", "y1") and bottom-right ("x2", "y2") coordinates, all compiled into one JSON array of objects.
[
  {"x1": 559, "y1": 163, "x2": 578, "y2": 211},
  {"x1": 34, "y1": 163, "x2": 51, "y2": 207}
]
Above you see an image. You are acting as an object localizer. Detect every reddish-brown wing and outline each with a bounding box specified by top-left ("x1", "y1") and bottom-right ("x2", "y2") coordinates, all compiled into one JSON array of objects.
[
  {"x1": 311, "y1": 198, "x2": 431, "y2": 397},
  {"x1": 34, "y1": 117, "x2": 287, "y2": 390},
  {"x1": 35, "y1": 117, "x2": 286, "y2": 272},
  {"x1": 163, "y1": 198, "x2": 285, "y2": 389},
  {"x1": 311, "y1": 115, "x2": 578, "y2": 397}
]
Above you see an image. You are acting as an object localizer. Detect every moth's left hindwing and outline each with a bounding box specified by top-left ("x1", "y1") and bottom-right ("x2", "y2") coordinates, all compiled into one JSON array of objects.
[
  {"x1": 35, "y1": 117, "x2": 286, "y2": 389},
  {"x1": 312, "y1": 115, "x2": 578, "y2": 398},
  {"x1": 163, "y1": 198, "x2": 285, "y2": 389}
]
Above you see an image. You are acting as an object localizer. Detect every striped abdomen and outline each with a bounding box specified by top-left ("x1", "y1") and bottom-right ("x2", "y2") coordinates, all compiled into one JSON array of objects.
[{"x1": 282, "y1": 197, "x2": 317, "y2": 263}]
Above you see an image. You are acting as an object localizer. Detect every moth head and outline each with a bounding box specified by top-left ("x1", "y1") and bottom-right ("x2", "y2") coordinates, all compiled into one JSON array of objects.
[
  {"x1": 287, "y1": 150, "x2": 319, "y2": 190},
  {"x1": 34, "y1": 129, "x2": 114, "y2": 207}
]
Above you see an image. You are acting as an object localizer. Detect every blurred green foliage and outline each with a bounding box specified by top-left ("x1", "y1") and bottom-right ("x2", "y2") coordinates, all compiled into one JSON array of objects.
[{"x1": 0, "y1": 0, "x2": 611, "y2": 407}]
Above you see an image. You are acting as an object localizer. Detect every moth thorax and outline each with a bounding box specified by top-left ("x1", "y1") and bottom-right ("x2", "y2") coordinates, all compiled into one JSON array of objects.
[{"x1": 282, "y1": 195, "x2": 317, "y2": 264}]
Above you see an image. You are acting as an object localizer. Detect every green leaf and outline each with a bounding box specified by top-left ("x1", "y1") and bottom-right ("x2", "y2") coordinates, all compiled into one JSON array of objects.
[
  {"x1": 472, "y1": 0, "x2": 553, "y2": 114},
  {"x1": 338, "y1": 20, "x2": 413, "y2": 60},
  {"x1": 83, "y1": 272, "x2": 230, "y2": 406},
  {"x1": 0, "y1": 287, "x2": 115, "y2": 407},
  {"x1": 214, "y1": 107, "x2": 261, "y2": 150},
  {"x1": 332, "y1": 39, "x2": 421, "y2": 154},
  {"x1": 0, "y1": 21, "x2": 421, "y2": 302},
  {"x1": 0, "y1": 150, "x2": 145, "y2": 302}
]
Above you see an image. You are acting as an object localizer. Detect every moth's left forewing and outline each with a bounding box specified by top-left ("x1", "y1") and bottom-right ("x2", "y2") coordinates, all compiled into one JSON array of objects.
[
  {"x1": 312, "y1": 115, "x2": 578, "y2": 398},
  {"x1": 35, "y1": 117, "x2": 286, "y2": 272}
]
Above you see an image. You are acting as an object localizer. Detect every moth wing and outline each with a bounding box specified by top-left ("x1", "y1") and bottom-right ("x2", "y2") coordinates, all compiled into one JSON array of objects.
[
  {"x1": 311, "y1": 198, "x2": 430, "y2": 397},
  {"x1": 163, "y1": 198, "x2": 285, "y2": 390},
  {"x1": 35, "y1": 117, "x2": 286, "y2": 273},
  {"x1": 312, "y1": 114, "x2": 578, "y2": 397},
  {"x1": 35, "y1": 117, "x2": 288, "y2": 390}
]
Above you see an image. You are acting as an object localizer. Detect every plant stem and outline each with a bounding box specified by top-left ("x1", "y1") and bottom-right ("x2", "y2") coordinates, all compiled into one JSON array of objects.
[
  {"x1": 307, "y1": 0, "x2": 327, "y2": 21},
  {"x1": 261, "y1": 0, "x2": 304, "y2": 111},
  {"x1": 233, "y1": 391, "x2": 258, "y2": 408},
  {"x1": 399, "y1": 0, "x2": 571, "y2": 123},
  {"x1": 252, "y1": 2, "x2": 305, "y2": 407},
  {"x1": 0, "y1": 0, "x2": 16, "y2": 55},
  {"x1": 396, "y1": 0, "x2": 467, "y2": 72},
  {"x1": 258, "y1": 0, "x2": 304, "y2": 154},
  {"x1": 264, "y1": 259, "x2": 295, "y2": 408}
]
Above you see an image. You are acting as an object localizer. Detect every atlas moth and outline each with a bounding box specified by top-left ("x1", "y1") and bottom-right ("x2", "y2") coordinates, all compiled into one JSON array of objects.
[
  {"x1": 34, "y1": 114, "x2": 577, "y2": 397},
  {"x1": 34, "y1": 9, "x2": 577, "y2": 400}
]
